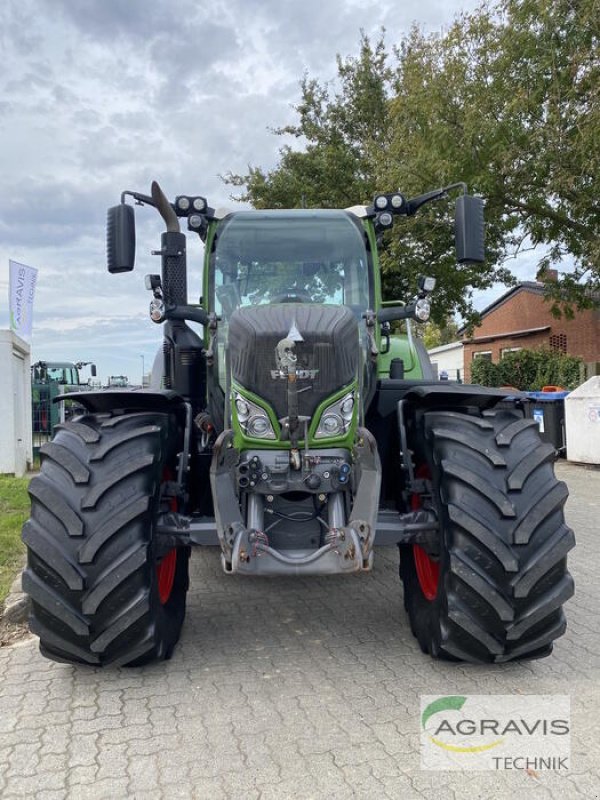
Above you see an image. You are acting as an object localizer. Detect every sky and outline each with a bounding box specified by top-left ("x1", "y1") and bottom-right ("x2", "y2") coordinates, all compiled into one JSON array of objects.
[{"x1": 0, "y1": 0, "x2": 539, "y2": 385}]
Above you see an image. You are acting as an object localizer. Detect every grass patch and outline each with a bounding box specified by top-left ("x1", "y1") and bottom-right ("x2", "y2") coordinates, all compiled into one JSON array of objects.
[{"x1": 0, "y1": 476, "x2": 30, "y2": 606}]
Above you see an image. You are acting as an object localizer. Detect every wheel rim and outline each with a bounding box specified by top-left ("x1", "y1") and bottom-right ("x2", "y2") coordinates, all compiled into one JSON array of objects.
[
  {"x1": 411, "y1": 464, "x2": 440, "y2": 601},
  {"x1": 413, "y1": 544, "x2": 440, "y2": 601},
  {"x1": 157, "y1": 467, "x2": 178, "y2": 605},
  {"x1": 157, "y1": 548, "x2": 177, "y2": 605}
]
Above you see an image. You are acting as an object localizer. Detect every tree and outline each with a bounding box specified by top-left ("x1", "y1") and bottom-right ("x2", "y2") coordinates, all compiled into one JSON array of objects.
[
  {"x1": 225, "y1": 32, "x2": 513, "y2": 324},
  {"x1": 422, "y1": 318, "x2": 460, "y2": 349},
  {"x1": 225, "y1": 1, "x2": 599, "y2": 321},
  {"x1": 223, "y1": 33, "x2": 392, "y2": 210},
  {"x1": 390, "y1": 0, "x2": 599, "y2": 316}
]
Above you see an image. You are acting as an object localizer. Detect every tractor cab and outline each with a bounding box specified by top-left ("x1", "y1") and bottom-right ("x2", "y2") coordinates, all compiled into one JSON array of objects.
[
  {"x1": 209, "y1": 209, "x2": 375, "y2": 427},
  {"x1": 210, "y1": 209, "x2": 372, "y2": 318},
  {"x1": 32, "y1": 362, "x2": 80, "y2": 386}
]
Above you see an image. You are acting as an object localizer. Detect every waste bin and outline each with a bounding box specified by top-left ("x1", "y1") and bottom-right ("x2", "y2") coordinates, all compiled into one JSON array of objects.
[
  {"x1": 524, "y1": 390, "x2": 570, "y2": 455},
  {"x1": 564, "y1": 376, "x2": 600, "y2": 465}
]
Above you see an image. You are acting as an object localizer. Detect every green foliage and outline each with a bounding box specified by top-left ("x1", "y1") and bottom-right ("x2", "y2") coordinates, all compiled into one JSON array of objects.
[
  {"x1": 422, "y1": 318, "x2": 460, "y2": 349},
  {"x1": 471, "y1": 358, "x2": 501, "y2": 387},
  {"x1": 392, "y1": 0, "x2": 599, "y2": 317},
  {"x1": 472, "y1": 348, "x2": 583, "y2": 390},
  {"x1": 225, "y1": 1, "x2": 599, "y2": 321},
  {"x1": 0, "y1": 476, "x2": 29, "y2": 605},
  {"x1": 223, "y1": 33, "x2": 391, "y2": 210},
  {"x1": 498, "y1": 349, "x2": 542, "y2": 389}
]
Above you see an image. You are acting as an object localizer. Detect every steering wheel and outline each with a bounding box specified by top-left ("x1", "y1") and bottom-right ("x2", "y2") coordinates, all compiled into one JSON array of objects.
[{"x1": 270, "y1": 292, "x2": 313, "y2": 304}]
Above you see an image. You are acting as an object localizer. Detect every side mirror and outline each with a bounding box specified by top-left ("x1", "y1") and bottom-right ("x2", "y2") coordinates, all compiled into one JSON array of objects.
[
  {"x1": 107, "y1": 204, "x2": 136, "y2": 273},
  {"x1": 91, "y1": 365, "x2": 97, "y2": 377},
  {"x1": 455, "y1": 195, "x2": 485, "y2": 264}
]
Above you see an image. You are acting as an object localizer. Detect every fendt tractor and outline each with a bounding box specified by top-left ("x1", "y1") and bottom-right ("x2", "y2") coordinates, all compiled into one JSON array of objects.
[
  {"x1": 31, "y1": 360, "x2": 97, "y2": 434},
  {"x1": 21, "y1": 180, "x2": 575, "y2": 667}
]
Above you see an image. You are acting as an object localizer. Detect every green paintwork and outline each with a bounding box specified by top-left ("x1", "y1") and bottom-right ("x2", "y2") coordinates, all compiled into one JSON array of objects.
[
  {"x1": 307, "y1": 382, "x2": 358, "y2": 445},
  {"x1": 377, "y1": 335, "x2": 424, "y2": 379},
  {"x1": 202, "y1": 221, "x2": 219, "y2": 316},
  {"x1": 362, "y1": 216, "x2": 425, "y2": 379},
  {"x1": 232, "y1": 380, "x2": 358, "y2": 452},
  {"x1": 362, "y1": 219, "x2": 382, "y2": 311},
  {"x1": 231, "y1": 382, "x2": 283, "y2": 451}
]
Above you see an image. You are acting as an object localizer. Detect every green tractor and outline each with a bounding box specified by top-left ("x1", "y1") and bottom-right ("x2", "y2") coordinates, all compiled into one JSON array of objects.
[
  {"x1": 21, "y1": 181, "x2": 574, "y2": 667},
  {"x1": 31, "y1": 360, "x2": 96, "y2": 436}
]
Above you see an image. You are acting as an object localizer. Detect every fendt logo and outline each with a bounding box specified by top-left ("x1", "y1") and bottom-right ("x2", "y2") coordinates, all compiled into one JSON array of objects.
[{"x1": 420, "y1": 695, "x2": 570, "y2": 771}]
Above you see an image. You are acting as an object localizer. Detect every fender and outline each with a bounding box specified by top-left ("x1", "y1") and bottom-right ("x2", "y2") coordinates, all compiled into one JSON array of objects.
[
  {"x1": 366, "y1": 379, "x2": 527, "y2": 515},
  {"x1": 374, "y1": 378, "x2": 525, "y2": 418},
  {"x1": 53, "y1": 388, "x2": 188, "y2": 416},
  {"x1": 54, "y1": 389, "x2": 194, "y2": 497}
]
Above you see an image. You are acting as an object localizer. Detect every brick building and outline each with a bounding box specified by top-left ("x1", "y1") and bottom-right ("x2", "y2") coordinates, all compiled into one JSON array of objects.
[{"x1": 460, "y1": 281, "x2": 600, "y2": 382}]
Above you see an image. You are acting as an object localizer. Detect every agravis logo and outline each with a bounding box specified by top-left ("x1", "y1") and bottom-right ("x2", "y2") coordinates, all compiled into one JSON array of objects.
[
  {"x1": 422, "y1": 696, "x2": 504, "y2": 753},
  {"x1": 420, "y1": 695, "x2": 570, "y2": 771},
  {"x1": 9, "y1": 259, "x2": 38, "y2": 339}
]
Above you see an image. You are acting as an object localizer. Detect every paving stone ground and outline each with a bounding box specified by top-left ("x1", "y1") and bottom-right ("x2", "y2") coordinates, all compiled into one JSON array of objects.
[{"x1": 1, "y1": 461, "x2": 598, "y2": 799}]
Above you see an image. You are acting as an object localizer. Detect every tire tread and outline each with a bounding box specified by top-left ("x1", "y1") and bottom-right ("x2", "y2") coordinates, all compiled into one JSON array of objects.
[
  {"x1": 400, "y1": 407, "x2": 574, "y2": 663},
  {"x1": 22, "y1": 411, "x2": 189, "y2": 667}
]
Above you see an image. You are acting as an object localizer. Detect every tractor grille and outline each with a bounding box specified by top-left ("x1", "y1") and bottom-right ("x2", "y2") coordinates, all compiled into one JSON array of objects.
[{"x1": 228, "y1": 305, "x2": 358, "y2": 420}]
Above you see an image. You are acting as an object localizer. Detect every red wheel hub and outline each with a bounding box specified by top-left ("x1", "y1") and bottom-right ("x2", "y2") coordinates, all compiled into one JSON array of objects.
[
  {"x1": 411, "y1": 465, "x2": 440, "y2": 601},
  {"x1": 413, "y1": 544, "x2": 440, "y2": 601},
  {"x1": 157, "y1": 467, "x2": 178, "y2": 604},
  {"x1": 157, "y1": 549, "x2": 177, "y2": 605}
]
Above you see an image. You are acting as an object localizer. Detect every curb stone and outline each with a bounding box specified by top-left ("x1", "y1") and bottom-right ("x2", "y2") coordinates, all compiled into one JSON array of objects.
[
  {"x1": 1, "y1": 471, "x2": 37, "y2": 628},
  {"x1": 1, "y1": 567, "x2": 30, "y2": 625}
]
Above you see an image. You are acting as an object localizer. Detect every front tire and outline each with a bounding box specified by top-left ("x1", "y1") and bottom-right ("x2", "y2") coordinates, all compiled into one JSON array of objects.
[
  {"x1": 400, "y1": 408, "x2": 575, "y2": 663},
  {"x1": 22, "y1": 411, "x2": 190, "y2": 667}
]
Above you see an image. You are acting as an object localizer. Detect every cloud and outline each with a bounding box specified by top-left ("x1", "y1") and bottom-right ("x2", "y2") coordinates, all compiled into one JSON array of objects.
[
  {"x1": 1, "y1": 0, "x2": 484, "y2": 381},
  {"x1": 51, "y1": 0, "x2": 199, "y2": 43}
]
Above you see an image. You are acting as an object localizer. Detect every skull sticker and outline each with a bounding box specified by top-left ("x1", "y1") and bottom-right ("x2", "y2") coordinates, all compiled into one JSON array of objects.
[
  {"x1": 271, "y1": 336, "x2": 318, "y2": 380},
  {"x1": 275, "y1": 338, "x2": 298, "y2": 371}
]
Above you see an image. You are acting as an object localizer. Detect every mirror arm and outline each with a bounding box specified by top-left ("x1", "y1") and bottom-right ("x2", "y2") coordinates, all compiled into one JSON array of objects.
[
  {"x1": 120, "y1": 190, "x2": 155, "y2": 207},
  {"x1": 164, "y1": 304, "x2": 211, "y2": 327},
  {"x1": 159, "y1": 303, "x2": 221, "y2": 328},
  {"x1": 120, "y1": 184, "x2": 182, "y2": 233},
  {"x1": 404, "y1": 182, "x2": 467, "y2": 216},
  {"x1": 378, "y1": 304, "x2": 414, "y2": 323}
]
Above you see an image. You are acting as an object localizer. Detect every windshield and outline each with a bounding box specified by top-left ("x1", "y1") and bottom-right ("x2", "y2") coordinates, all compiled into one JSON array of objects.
[
  {"x1": 212, "y1": 211, "x2": 370, "y2": 320},
  {"x1": 33, "y1": 366, "x2": 79, "y2": 385}
]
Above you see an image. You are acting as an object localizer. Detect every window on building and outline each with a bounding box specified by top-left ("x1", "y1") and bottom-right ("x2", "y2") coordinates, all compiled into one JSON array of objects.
[
  {"x1": 501, "y1": 347, "x2": 522, "y2": 357},
  {"x1": 472, "y1": 351, "x2": 492, "y2": 361},
  {"x1": 549, "y1": 333, "x2": 567, "y2": 353}
]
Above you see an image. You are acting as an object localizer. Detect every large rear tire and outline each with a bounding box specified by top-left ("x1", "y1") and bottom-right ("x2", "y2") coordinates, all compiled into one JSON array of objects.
[
  {"x1": 22, "y1": 411, "x2": 190, "y2": 667},
  {"x1": 400, "y1": 408, "x2": 575, "y2": 663}
]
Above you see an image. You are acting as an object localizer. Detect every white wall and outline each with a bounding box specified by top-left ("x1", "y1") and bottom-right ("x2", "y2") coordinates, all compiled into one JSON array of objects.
[
  {"x1": 427, "y1": 341, "x2": 464, "y2": 382},
  {"x1": 0, "y1": 330, "x2": 33, "y2": 476}
]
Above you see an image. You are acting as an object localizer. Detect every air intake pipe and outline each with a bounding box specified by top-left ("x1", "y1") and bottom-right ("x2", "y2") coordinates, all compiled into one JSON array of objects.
[{"x1": 151, "y1": 181, "x2": 205, "y2": 411}]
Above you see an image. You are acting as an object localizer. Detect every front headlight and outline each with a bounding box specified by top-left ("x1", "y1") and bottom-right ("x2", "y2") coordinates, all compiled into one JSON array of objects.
[
  {"x1": 234, "y1": 393, "x2": 276, "y2": 439},
  {"x1": 315, "y1": 391, "x2": 355, "y2": 439}
]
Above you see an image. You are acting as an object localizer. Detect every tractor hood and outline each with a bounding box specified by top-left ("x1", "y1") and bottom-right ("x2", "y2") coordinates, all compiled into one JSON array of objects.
[{"x1": 228, "y1": 304, "x2": 359, "y2": 421}]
